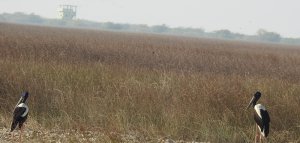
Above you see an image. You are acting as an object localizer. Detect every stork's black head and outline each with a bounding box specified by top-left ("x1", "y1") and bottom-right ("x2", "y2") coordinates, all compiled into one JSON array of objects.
[
  {"x1": 246, "y1": 91, "x2": 261, "y2": 109},
  {"x1": 21, "y1": 91, "x2": 29, "y2": 103},
  {"x1": 254, "y1": 91, "x2": 261, "y2": 100}
]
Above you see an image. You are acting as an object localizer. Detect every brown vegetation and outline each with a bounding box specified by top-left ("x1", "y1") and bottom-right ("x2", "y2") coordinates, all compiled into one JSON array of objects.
[{"x1": 0, "y1": 23, "x2": 300, "y2": 142}]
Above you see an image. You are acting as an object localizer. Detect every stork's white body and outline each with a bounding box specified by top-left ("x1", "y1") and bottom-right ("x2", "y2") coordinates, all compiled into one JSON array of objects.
[
  {"x1": 16, "y1": 103, "x2": 29, "y2": 117},
  {"x1": 254, "y1": 104, "x2": 266, "y2": 118},
  {"x1": 254, "y1": 104, "x2": 269, "y2": 137}
]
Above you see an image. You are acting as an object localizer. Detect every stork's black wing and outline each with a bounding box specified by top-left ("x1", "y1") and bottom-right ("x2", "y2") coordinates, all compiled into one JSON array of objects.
[
  {"x1": 10, "y1": 107, "x2": 27, "y2": 132},
  {"x1": 13, "y1": 107, "x2": 27, "y2": 118},
  {"x1": 254, "y1": 111, "x2": 263, "y2": 130},
  {"x1": 254, "y1": 109, "x2": 270, "y2": 137},
  {"x1": 261, "y1": 110, "x2": 270, "y2": 123},
  {"x1": 261, "y1": 110, "x2": 270, "y2": 137}
]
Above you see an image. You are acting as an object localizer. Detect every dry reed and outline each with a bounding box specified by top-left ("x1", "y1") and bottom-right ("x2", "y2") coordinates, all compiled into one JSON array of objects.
[{"x1": 0, "y1": 23, "x2": 300, "y2": 142}]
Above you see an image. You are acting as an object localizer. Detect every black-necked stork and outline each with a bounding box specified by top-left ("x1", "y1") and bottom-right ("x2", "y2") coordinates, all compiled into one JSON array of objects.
[
  {"x1": 10, "y1": 91, "x2": 29, "y2": 142},
  {"x1": 246, "y1": 91, "x2": 270, "y2": 143}
]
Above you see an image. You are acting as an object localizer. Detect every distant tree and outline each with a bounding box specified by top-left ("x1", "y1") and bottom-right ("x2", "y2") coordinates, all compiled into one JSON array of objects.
[
  {"x1": 213, "y1": 29, "x2": 235, "y2": 39},
  {"x1": 0, "y1": 15, "x2": 5, "y2": 21},
  {"x1": 2, "y1": 12, "x2": 300, "y2": 45},
  {"x1": 103, "y1": 22, "x2": 122, "y2": 30},
  {"x1": 280, "y1": 38, "x2": 300, "y2": 45},
  {"x1": 28, "y1": 13, "x2": 43, "y2": 23},
  {"x1": 257, "y1": 29, "x2": 281, "y2": 42},
  {"x1": 171, "y1": 27, "x2": 205, "y2": 37},
  {"x1": 134, "y1": 24, "x2": 150, "y2": 32},
  {"x1": 151, "y1": 24, "x2": 169, "y2": 33}
]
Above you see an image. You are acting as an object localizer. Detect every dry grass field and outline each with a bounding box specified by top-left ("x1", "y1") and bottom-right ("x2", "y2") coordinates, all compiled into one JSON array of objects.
[{"x1": 0, "y1": 23, "x2": 300, "y2": 142}]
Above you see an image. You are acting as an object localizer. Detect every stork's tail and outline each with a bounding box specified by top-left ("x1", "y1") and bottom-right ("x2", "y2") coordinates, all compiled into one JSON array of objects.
[
  {"x1": 262, "y1": 124, "x2": 269, "y2": 137},
  {"x1": 10, "y1": 120, "x2": 18, "y2": 132}
]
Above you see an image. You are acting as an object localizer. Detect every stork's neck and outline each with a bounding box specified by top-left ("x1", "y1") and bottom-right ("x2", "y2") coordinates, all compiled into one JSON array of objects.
[
  {"x1": 252, "y1": 100, "x2": 258, "y2": 107},
  {"x1": 252, "y1": 96, "x2": 260, "y2": 108},
  {"x1": 21, "y1": 98, "x2": 27, "y2": 103}
]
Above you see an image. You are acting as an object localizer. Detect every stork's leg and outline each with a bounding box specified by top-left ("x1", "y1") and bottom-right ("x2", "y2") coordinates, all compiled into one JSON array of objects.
[
  {"x1": 255, "y1": 125, "x2": 261, "y2": 143},
  {"x1": 11, "y1": 131, "x2": 14, "y2": 140},
  {"x1": 19, "y1": 125, "x2": 23, "y2": 143},
  {"x1": 254, "y1": 124, "x2": 257, "y2": 143},
  {"x1": 259, "y1": 133, "x2": 262, "y2": 143}
]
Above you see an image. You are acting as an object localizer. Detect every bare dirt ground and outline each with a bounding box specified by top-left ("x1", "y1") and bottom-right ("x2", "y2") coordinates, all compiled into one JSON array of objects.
[
  {"x1": 0, "y1": 127, "x2": 205, "y2": 143},
  {"x1": 0, "y1": 127, "x2": 107, "y2": 143}
]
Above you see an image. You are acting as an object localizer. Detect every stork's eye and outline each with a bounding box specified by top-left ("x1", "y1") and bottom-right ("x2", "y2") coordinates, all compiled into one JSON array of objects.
[{"x1": 21, "y1": 92, "x2": 29, "y2": 97}]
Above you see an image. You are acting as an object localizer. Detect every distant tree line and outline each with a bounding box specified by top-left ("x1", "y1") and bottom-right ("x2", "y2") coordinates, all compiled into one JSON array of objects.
[{"x1": 1, "y1": 12, "x2": 300, "y2": 45}]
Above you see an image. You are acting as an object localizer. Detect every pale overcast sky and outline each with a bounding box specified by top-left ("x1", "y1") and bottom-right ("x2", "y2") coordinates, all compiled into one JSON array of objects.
[{"x1": 1, "y1": 0, "x2": 299, "y2": 38}]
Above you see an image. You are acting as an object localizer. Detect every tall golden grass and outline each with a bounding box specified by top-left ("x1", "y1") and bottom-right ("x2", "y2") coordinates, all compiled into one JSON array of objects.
[{"x1": 0, "y1": 23, "x2": 300, "y2": 142}]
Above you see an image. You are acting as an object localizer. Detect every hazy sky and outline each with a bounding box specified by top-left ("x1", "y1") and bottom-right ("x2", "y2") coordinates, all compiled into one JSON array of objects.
[{"x1": 1, "y1": 0, "x2": 299, "y2": 38}]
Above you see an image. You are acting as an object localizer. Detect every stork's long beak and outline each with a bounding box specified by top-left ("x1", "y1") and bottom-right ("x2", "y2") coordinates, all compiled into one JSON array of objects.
[
  {"x1": 246, "y1": 96, "x2": 255, "y2": 110},
  {"x1": 15, "y1": 96, "x2": 23, "y2": 106}
]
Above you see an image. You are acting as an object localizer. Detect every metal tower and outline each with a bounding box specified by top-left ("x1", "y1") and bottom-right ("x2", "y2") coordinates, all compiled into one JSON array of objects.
[{"x1": 58, "y1": 5, "x2": 77, "y2": 20}]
